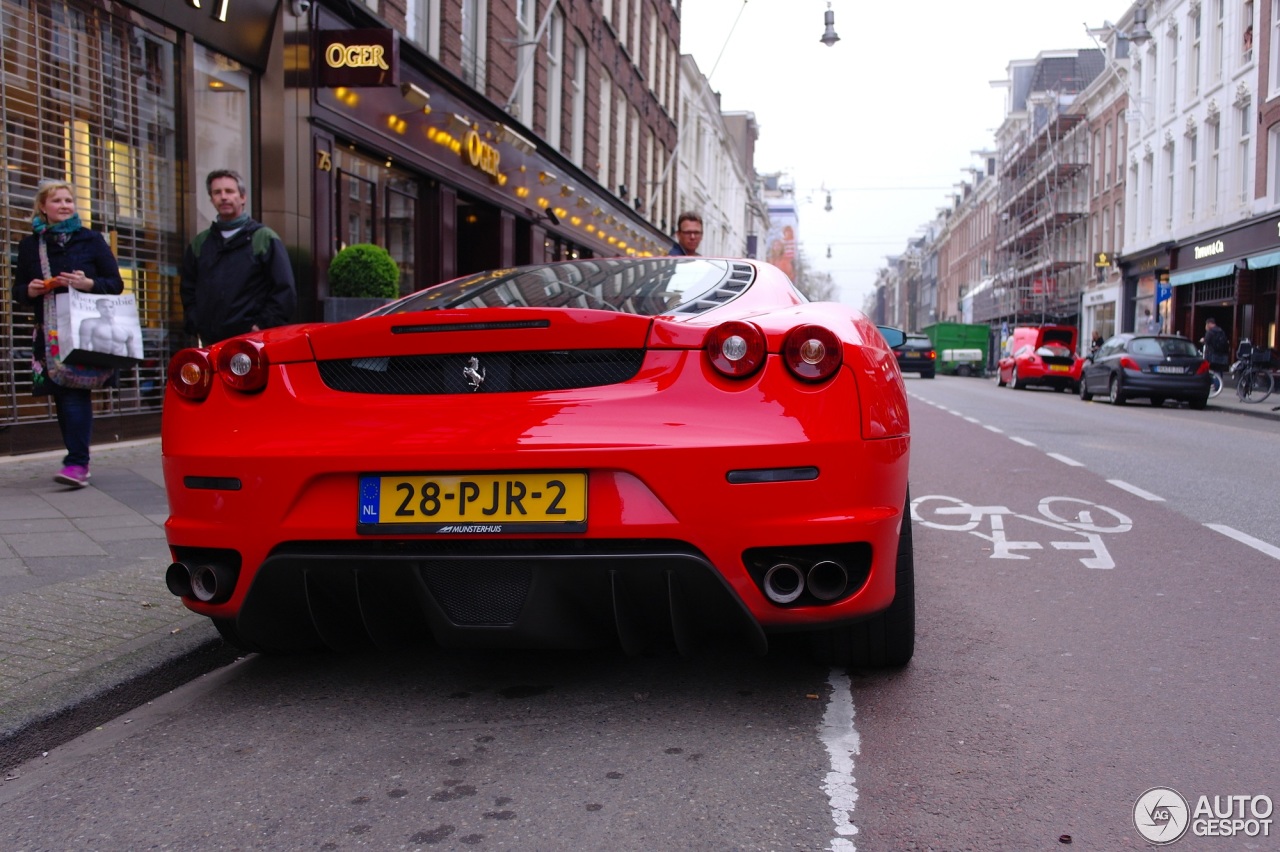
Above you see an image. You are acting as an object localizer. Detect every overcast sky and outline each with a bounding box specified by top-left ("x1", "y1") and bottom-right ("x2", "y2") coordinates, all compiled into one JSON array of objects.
[{"x1": 679, "y1": 0, "x2": 1133, "y2": 309}]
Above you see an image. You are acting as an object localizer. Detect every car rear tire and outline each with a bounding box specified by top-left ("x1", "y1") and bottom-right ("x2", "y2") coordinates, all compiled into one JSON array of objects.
[
  {"x1": 997, "y1": 371, "x2": 1007, "y2": 387},
  {"x1": 1149, "y1": 397, "x2": 1165, "y2": 407},
  {"x1": 1189, "y1": 395, "x2": 1208, "y2": 410},
  {"x1": 1010, "y1": 367, "x2": 1023, "y2": 390},
  {"x1": 1108, "y1": 374, "x2": 1126, "y2": 405},
  {"x1": 1079, "y1": 377, "x2": 1094, "y2": 401},
  {"x1": 808, "y1": 492, "x2": 915, "y2": 669},
  {"x1": 923, "y1": 371, "x2": 935, "y2": 379}
]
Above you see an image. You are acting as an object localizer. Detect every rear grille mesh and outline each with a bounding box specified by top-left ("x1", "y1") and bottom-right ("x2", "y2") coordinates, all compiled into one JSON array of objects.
[{"x1": 317, "y1": 349, "x2": 645, "y2": 394}]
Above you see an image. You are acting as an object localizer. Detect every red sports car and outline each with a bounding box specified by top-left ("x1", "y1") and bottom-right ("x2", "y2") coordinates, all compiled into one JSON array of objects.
[
  {"x1": 997, "y1": 324, "x2": 1083, "y2": 392},
  {"x1": 162, "y1": 257, "x2": 914, "y2": 667}
]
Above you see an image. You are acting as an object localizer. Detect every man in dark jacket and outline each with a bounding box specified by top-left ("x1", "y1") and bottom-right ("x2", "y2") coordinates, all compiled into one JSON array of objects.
[{"x1": 180, "y1": 169, "x2": 296, "y2": 345}]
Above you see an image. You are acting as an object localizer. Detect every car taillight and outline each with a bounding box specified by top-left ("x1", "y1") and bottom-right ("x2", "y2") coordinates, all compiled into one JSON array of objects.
[
  {"x1": 783, "y1": 325, "x2": 842, "y2": 381},
  {"x1": 927, "y1": 349, "x2": 937, "y2": 360},
  {"x1": 706, "y1": 321, "x2": 766, "y2": 378},
  {"x1": 215, "y1": 339, "x2": 270, "y2": 392},
  {"x1": 168, "y1": 349, "x2": 214, "y2": 401},
  {"x1": 1120, "y1": 356, "x2": 1141, "y2": 371},
  {"x1": 1195, "y1": 360, "x2": 1210, "y2": 374}
]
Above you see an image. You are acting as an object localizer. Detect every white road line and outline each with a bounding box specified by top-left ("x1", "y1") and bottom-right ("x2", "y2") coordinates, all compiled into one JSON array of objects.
[
  {"x1": 950, "y1": 410, "x2": 966, "y2": 417},
  {"x1": 1205, "y1": 524, "x2": 1280, "y2": 560},
  {"x1": 983, "y1": 425, "x2": 1004, "y2": 433},
  {"x1": 964, "y1": 416, "x2": 980, "y2": 424},
  {"x1": 1009, "y1": 436, "x2": 1037, "y2": 447},
  {"x1": 821, "y1": 669, "x2": 861, "y2": 850},
  {"x1": 1107, "y1": 479, "x2": 1166, "y2": 502},
  {"x1": 1046, "y1": 452, "x2": 1084, "y2": 467}
]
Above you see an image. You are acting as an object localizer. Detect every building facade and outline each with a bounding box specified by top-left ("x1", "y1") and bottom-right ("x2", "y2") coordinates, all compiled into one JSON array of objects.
[{"x1": 2, "y1": 0, "x2": 683, "y2": 456}]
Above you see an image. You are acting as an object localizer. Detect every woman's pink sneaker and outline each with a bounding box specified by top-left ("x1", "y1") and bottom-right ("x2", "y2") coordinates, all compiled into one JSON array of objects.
[{"x1": 55, "y1": 465, "x2": 91, "y2": 488}]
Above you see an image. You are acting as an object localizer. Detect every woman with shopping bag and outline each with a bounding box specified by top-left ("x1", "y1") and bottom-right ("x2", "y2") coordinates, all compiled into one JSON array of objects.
[{"x1": 11, "y1": 179, "x2": 124, "y2": 488}]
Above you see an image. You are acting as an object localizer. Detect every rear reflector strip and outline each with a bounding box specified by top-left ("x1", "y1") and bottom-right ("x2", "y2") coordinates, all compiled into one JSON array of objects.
[{"x1": 726, "y1": 467, "x2": 819, "y2": 484}]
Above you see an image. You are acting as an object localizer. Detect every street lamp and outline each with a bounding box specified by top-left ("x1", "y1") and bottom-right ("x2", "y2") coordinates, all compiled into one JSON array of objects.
[{"x1": 820, "y1": 3, "x2": 840, "y2": 47}]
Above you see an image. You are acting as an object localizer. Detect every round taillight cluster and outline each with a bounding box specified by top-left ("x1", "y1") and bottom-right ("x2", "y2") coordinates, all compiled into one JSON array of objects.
[
  {"x1": 215, "y1": 339, "x2": 270, "y2": 392},
  {"x1": 706, "y1": 321, "x2": 766, "y2": 378},
  {"x1": 783, "y1": 325, "x2": 842, "y2": 381},
  {"x1": 168, "y1": 349, "x2": 214, "y2": 401},
  {"x1": 167, "y1": 340, "x2": 269, "y2": 400}
]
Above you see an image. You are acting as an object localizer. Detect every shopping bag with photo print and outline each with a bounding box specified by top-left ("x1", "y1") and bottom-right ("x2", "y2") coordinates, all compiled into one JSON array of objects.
[{"x1": 53, "y1": 288, "x2": 144, "y2": 368}]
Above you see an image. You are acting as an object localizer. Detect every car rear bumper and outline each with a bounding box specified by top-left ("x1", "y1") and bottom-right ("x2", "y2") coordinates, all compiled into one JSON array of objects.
[
  {"x1": 1121, "y1": 371, "x2": 1212, "y2": 398},
  {"x1": 163, "y1": 357, "x2": 911, "y2": 650}
]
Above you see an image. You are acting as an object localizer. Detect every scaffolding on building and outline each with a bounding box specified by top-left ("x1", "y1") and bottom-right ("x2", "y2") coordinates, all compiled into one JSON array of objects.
[{"x1": 975, "y1": 50, "x2": 1102, "y2": 331}]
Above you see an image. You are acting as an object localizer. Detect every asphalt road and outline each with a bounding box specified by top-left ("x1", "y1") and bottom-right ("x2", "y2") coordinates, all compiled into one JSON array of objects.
[{"x1": 1, "y1": 376, "x2": 1275, "y2": 850}]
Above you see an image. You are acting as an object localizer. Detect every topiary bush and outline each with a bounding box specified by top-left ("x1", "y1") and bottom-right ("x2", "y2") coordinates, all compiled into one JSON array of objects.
[{"x1": 328, "y1": 243, "x2": 400, "y2": 299}]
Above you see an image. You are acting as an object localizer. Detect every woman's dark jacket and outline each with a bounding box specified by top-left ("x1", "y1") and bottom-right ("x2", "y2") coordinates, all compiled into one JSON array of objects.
[{"x1": 12, "y1": 228, "x2": 124, "y2": 394}]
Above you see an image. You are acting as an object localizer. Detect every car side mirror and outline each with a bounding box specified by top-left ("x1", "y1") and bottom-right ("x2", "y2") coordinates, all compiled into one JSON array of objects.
[{"x1": 877, "y1": 326, "x2": 906, "y2": 349}]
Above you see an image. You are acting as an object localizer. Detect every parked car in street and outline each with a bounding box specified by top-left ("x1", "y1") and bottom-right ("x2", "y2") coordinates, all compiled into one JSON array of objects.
[
  {"x1": 1079, "y1": 333, "x2": 1212, "y2": 408},
  {"x1": 160, "y1": 257, "x2": 916, "y2": 668},
  {"x1": 892, "y1": 333, "x2": 936, "y2": 378},
  {"x1": 997, "y1": 325, "x2": 1082, "y2": 392}
]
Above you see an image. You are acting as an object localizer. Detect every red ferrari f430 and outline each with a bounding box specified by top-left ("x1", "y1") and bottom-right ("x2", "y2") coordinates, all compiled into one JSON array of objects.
[{"x1": 162, "y1": 257, "x2": 914, "y2": 667}]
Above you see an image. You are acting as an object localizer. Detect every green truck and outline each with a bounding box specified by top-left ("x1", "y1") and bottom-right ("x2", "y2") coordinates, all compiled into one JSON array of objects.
[{"x1": 922, "y1": 322, "x2": 991, "y2": 377}]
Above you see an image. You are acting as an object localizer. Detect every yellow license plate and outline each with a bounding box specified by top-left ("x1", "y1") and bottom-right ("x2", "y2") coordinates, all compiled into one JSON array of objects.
[
  {"x1": 1049, "y1": 364, "x2": 1069, "y2": 372},
  {"x1": 358, "y1": 472, "x2": 587, "y2": 534}
]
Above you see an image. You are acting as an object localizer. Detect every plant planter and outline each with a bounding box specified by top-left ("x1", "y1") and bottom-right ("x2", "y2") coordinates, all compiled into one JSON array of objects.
[{"x1": 322, "y1": 297, "x2": 392, "y2": 323}]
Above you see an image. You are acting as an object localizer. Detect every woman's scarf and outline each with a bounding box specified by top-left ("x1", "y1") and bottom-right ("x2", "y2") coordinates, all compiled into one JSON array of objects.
[{"x1": 31, "y1": 213, "x2": 82, "y2": 235}]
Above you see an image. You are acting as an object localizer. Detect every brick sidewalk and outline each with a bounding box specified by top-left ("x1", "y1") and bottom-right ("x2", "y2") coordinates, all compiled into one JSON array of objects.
[{"x1": 0, "y1": 439, "x2": 222, "y2": 768}]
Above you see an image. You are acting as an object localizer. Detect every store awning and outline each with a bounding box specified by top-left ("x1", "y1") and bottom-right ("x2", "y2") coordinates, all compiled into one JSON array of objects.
[
  {"x1": 1246, "y1": 250, "x2": 1280, "y2": 270},
  {"x1": 1169, "y1": 262, "x2": 1235, "y2": 286}
]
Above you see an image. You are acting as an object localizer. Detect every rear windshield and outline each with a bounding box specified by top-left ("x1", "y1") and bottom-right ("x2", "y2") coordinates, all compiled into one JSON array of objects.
[
  {"x1": 899, "y1": 337, "x2": 933, "y2": 350},
  {"x1": 375, "y1": 258, "x2": 753, "y2": 317},
  {"x1": 1129, "y1": 337, "x2": 1199, "y2": 357}
]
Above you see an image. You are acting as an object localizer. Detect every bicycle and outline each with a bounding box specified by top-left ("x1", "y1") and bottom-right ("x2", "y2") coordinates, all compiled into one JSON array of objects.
[
  {"x1": 1231, "y1": 341, "x2": 1275, "y2": 403},
  {"x1": 1200, "y1": 348, "x2": 1225, "y2": 398}
]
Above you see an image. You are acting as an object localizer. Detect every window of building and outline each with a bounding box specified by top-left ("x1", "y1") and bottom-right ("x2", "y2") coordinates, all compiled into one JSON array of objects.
[
  {"x1": 628, "y1": 106, "x2": 640, "y2": 209},
  {"x1": 617, "y1": 0, "x2": 628, "y2": 49},
  {"x1": 1142, "y1": 152, "x2": 1154, "y2": 236},
  {"x1": 332, "y1": 146, "x2": 418, "y2": 294},
  {"x1": 1093, "y1": 129, "x2": 1102, "y2": 193},
  {"x1": 404, "y1": 0, "x2": 441, "y2": 57},
  {"x1": 1238, "y1": 97, "x2": 1252, "y2": 204},
  {"x1": 1164, "y1": 141, "x2": 1175, "y2": 227},
  {"x1": 545, "y1": 7, "x2": 564, "y2": 149},
  {"x1": 1269, "y1": 125, "x2": 1280, "y2": 202},
  {"x1": 1207, "y1": 118, "x2": 1221, "y2": 214},
  {"x1": 1115, "y1": 200, "x2": 1124, "y2": 254},
  {"x1": 1272, "y1": 0, "x2": 1280, "y2": 95},
  {"x1": 194, "y1": 45, "x2": 253, "y2": 227},
  {"x1": 569, "y1": 32, "x2": 586, "y2": 167},
  {"x1": 2, "y1": 5, "x2": 184, "y2": 423},
  {"x1": 1103, "y1": 121, "x2": 1113, "y2": 188},
  {"x1": 1187, "y1": 128, "x2": 1198, "y2": 220},
  {"x1": 1211, "y1": 0, "x2": 1225, "y2": 84},
  {"x1": 1189, "y1": 5, "x2": 1201, "y2": 98},
  {"x1": 647, "y1": 7, "x2": 656, "y2": 89},
  {"x1": 597, "y1": 73, "x2": 612, "y2": 185},
  {"x1": 1243, "y1": 0, "x2": 1255, "y2": 65},
  {"x1": 614, "y1": 91, "x2": 627, "y2": 195},
  {"x1": 1115, "y1": 119, "x2": 1125, "y2": 184},
  {"x1": 461, "y1": 0, "x2": 487, "y2": 90},
  {"x1": 631, "y1": 0, "x2": 642, "y2": 63},
  {"x1": 513, "y1": 0, "x2": 535, "y2": 124},
  {"x1": 1166, "y1": 26, "x2": 1178, "y2": 115}
]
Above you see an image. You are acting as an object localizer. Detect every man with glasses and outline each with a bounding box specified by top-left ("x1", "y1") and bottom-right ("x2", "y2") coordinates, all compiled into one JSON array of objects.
[{"x1": 669, "y1": 211, "x2": 704, "y2": 256}]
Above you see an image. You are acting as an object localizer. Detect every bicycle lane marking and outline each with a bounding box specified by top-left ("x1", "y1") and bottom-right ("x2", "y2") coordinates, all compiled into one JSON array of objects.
[{"x1": 912, "y1": 494, "x2": 1131, "y2": 570}]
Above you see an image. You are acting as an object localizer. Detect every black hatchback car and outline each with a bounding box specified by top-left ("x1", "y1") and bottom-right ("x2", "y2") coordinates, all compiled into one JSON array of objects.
[
  {"x1": 1079, "y1": 333, "x2": 1211, "y2": 408},
  {"x1": 893, "y1": 334, "x2": 936, "y2": 378}
]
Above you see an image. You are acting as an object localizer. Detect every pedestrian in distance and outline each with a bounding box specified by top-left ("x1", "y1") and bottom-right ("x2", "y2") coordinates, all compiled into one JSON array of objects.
[
  {"x1": 180, "y1": 169, "x2": 296, "y2": 346},
  {"x1": 1142, "y1": 308, "x2": 1161, "y2": 335},
  {"x1": 1200, "y1": 317, "x2": 1229, "y2": 369},
  {"x1": 11, "y1": 179, "x2": 124, "y2": 488},
  {"x1": 669, "y1": 211, "x2": 704, "y2": 256}
]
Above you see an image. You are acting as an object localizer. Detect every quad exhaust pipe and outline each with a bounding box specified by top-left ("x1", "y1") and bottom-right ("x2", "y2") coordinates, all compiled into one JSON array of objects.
[
  {"x1": 166, "y1": 560, "x2": 238, "y2": 604},
  {"x1": 761, "y1": 559, "x2": 849, "y2": 604}
]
